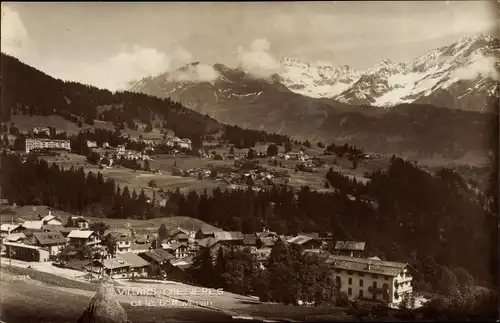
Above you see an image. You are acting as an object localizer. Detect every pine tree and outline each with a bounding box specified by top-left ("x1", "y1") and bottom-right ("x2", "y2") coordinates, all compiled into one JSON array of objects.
[
  {"x1": 65, "y1": 216, "x2": 74, "y2": 227},
  {"x1": 158, "y1": 224, "x2": 168, "y2": 243}
]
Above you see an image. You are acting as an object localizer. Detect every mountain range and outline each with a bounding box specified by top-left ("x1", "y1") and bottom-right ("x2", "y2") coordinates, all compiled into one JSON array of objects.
[{"x1": 129, "y1": 35, "x2": 497, "y2": 157}]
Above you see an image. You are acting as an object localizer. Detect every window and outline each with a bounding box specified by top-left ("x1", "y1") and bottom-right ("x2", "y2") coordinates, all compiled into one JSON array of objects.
[
  {"x1": 358, "y1": 272, "x2": 364, "y2": 277},
  {"x1": 359, "y1": 290, "x2": 364, "y2": 298},
  {"x1": 383, "y1": 283, "x2": 388, "y2": 290},
  {"x1": 373, "y1": 281, "x2": 377, "y2": 289},
  {"x1": 384, "y1": 276, "x2": 389, "y2": 280},
  {"x1": 347, "y1": 271, "x2": 353, "y2": 275},
  {"x1": 360, "y1": 279, "x2": 364, "y2": 287},
  {"x1": 348, "y1": 288, "x2": 352, "y2": 296},
  {"x1": 348, "y1": 278, "x2": 352, "y2": 285},
  {"x1": 372, "y1": 274, "x2": 379, "y2": 279},
  {"x1": 336, "y1": 276, "x2": 341, "y2": 286},
  {"x1": 335, "y1": 269, "x2": 341, "y2": 273}
]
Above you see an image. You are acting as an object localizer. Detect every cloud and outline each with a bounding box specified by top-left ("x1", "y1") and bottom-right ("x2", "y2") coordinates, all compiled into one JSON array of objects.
[
  {"x1": 452, "y1": 56, "x2": 499, "y2": 81},
  {"x1": 236, "y1": 38, "x2": 283, "y2": 79},
  {"x1": 1, "y1": 4, "x2": 34, "y2": 61},
  {"x1": 167, "y1": 63, "x2": 219, "y2": 83}
]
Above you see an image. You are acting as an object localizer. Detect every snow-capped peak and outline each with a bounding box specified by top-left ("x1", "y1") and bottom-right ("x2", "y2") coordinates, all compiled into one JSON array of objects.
[{"x1": 279, "y1": 34, "x2": 499, "y2": 111}]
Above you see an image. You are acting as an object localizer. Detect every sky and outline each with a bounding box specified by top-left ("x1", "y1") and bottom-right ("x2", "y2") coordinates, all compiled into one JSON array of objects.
[{"x1": 1, "y1": 1, "x2": 497, "y2": 91}]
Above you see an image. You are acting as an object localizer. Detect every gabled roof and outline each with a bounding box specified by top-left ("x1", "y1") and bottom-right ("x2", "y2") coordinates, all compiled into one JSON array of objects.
[
  {"x1": 197, "y1": 227, "x2": 224, "y2": 235},
  {"x1": 101, "y1": 258, "x2": 130, "y2": 270},
  {"x1": 213, "y1": 231, "x2": 244, "y2": 241},
  {"x1": 287, "y1": 235, "x2": 314, "y2": 245},
  {"x1": 242, "y1": 234, "x2": 257, "y2": 246},
  {"x1": 22, "y1": 221, "x2": 43, "y2": 230},
  {"x1": 334, "y1": 241, "x2": 366, "y2": 251},
  {"x1": 170, "y1": 233, "x2": 189, "y2": 240},
  {"x1": 256, "y1": 231, "x2": 278, "y2": 239},
  {"x1": 32, "y1": 231, "x2": 67, "y2": 245},
  {"x1": 117, "y1": 252, "x2": 150, "y2": 268},
  {"x1": 0, "y1": 224, "x2": 21, "y2": 232},
  {"x1": 71, "y1": 216, "x2": 89, "y2": 223},
  {"x1": 41, "y1": 214, "x2": 62, "y2": 223},
  {"x1": 326, "y1": 254, "x2": 407, "y2": 277},
  {"x1": 42, "y1": 225, "x2": 74, "y2": 233},
  {"x1": 298, "y1": 232, "x2": 320, "y2": 239},
  {"x1": 68, "y1": 230, "x2": 95, "y2": 239},
  {"x1": 169, "y1": 227, "x2": 190, "y2": 237},
  {"x1": 162, "y1": 242, "x2": 187, "y2": 251},
  {"x1": 140, "y1": 248, "x2": 175, "y2": 263},
  {"x1": 5, "y1": 233, "x2": 26, "y2": 242}
]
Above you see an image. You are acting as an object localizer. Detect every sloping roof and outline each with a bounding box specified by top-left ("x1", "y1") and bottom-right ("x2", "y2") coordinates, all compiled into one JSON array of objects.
[
  {"x1": 256, "y1": 231, "x2": 278, "y2": 239},
  {"x1": 213, "y1": 231, "x2": 244, "y2": 241},
  {"x1": 287, "y1": 235, "x2": 313, "y2": 245},
  {"x1": 162, "y1": 242, "x2": 187, "y2": 251},
  {"x1": 42, "y1": 225, "x2": 74, "y2": 233},
  {"x1": 196, "y1": 237, "x2": 220, "y2": 248},
  {"x1": 117, "y1": 252, "x2": 150, "y2": 268},
  {"x1": 242, "y1": 234, "x2": 257, "y2": 246},
  {"x1": 5, "y1": 233, "x2": 26, "y2": 242},
  {"x1": 140, "y1": 248, "x2": 175, "y2": 263},
  {"x1": 326, "y1": 254, "x2": 407, "y2": 277},
  {"x1": 68, "y1": 230, "x2": 95, "y2": 239},
  {"x1": 42, "y1": 215, "x2": 61, "y2": 223},
  {"x1": 71, "y1": 216, "x2": 89, "y2": 222},
  {"x1": 334, "y1": 241, "x2": 366, "y2": 251},
  {"x1": 298, "y1": 232, "x2": 320, "y2": 239},
  {"x1": 1, "y1": 224, "x2": 22, "y2": 232},
  {"x1": 32, "y1": 231, "x2": 67, "y2": 245},
  {"x1": 101, "y1": 258, "x2": 130, "y2": 270},
  {"x1": 170, "y1": 232, "x2": 189, "y2": 240},
  {"x1": 198, "y1": 227, "x2": 224, "y2": 235},
  {"x1": 22, "y1": 221, "x2": 43, "y2": 230},
  {"x1": 169, "y1": 227, "x2": 190, "y2": 237},
  {"x1": 3, "y1": 241, "x2": 42, "y2": 250}
]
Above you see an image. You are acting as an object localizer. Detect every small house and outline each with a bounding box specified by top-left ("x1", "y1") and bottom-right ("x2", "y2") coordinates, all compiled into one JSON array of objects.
[
  {"x1": 67, "y1": 230, "x2": 101, "y2": 248},
  {"x1": 117, "y1": 252, "x2": 150, "y2": 277},
  {"x1": 26, "y1": 231, "x2": 67, "y2": 256},
  {"x1": 334, "y1": 241, "x2": 366, "y2": 258},
  {"x1": 0, "y1": 224, "x2": 24, "y2": 235},
  {"x1": 41, "y1": 211, "x2": 63, "y2": 226}
]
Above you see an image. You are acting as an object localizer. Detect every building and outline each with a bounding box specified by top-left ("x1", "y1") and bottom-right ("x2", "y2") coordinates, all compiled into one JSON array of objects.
[
  {"x1": 71, "y1": 216, "x2": 90, "y2": 230},
  {"x1": 195, "y1": 227, "x2": 224, "y2": 239},
  {"x1": 25, "y1": 138, "x2": 71, "y2": 153},
  {"x1": 162, "y1": 242, "x2": 188, "y2": 259},
  {"x1": 167, "y1": 227, "x2": 194, "y2": 244},
  {"x1": 4, "y1": 233, "x2": 27, "y2": 243},
  {"x1": 0, "y1": 224, "x2": 24, "y2": 235},
  {"x1": 117, "y1": 252, "x2": 150, "y2": 277},
  {"x1": 139, "y1": 248, "x2": 175, "y2": 277},
  {"x1": 67, "y1": 230, "x2": 101, "y2": 247},
  {"x1": 287, "y1": 235, "x2": 323, "y2": 251},
  {"x1": 4, "y1": 241, "x2": 50, "y2": 262},
  {"x1": 26, "y1": 231, "x2": 67, "y2": 256},
  {"x1": 41, "y1": 211, "x2": 63, "y2": 226},
  {"x1": 85, "y1": 258, "x2": 130, "y2": 278},
  {"x1": 21, "y1": 220, "x2": 44, "y2": 231},
  {"x1": 334, "y1": 241, "x2": 366, "y2": 258},
  {"x1": 326, "y1": 255, "x2": 413, "y2": 306},
  {"x1": 41, "y1": 225, "x2": 75, "y2": 237},
  {"x1": 86, "y1": 140, "x2": 98, "y2": 148}
]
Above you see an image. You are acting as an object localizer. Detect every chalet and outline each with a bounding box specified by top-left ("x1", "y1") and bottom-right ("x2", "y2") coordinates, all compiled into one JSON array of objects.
[
  {"x1": 4, "y1": 241, "x2": 50, "y2": 262},
  {"x1": 41, "y1": 211, "x2": 62, "y2": 226},
  {"x1": 131, "y1": 238, "x2": 150, "y2": 254},
  {"x1": 162, "y1": 242, "x2": 188, "y2": 259},
  {"x1": 71, "y1": 216, "x2": 90, "y2": 230},
  {"x1": 41, "y1": 225, "x2": 74, "y2": 237},
  {"x1": 85, "y1": 258, "x2": 130, "y2": 278},
  {"x1": 21, "y1": 220, "x2": 44, "y2": 231},
  {"x1": 334, "y1": 241, "x2": 366, "y2": 258},
  {"x1": 67, "y1": 230, "x2": 101, "y2": 247},
  {"x1": 0, "y1": 224, "x2": 24, "y2": 235},
  {"x1": 25, "y1": 231, "x2": 67, "y2": 256},
  {"x1": 326, "y1": 255, "x2": 413, "y2": 306},
  {"x1": 117, "y1": 252, "x2": 150, "y2": 277},
  {"x1": 287, "y1": 235, "x2": 322, "y2": 251},
  {"x1": 196, "y1": 238, "x2": 232, "y2": 258},
  {"x1": 167, "y1": 227, "x2": 193, "y2": 244},
  {"x1": 139, "y1": 248, "x2": 174, "y2": 266},
  {"x1": 4, "y1": 233, "x2": 26, "y2": 243},
  {"x1": 194, "y1": 227, "x2": 224, "y2": 239},
  {"x1": 213, "y1": 231, "x2": 244, "y2": 245}
]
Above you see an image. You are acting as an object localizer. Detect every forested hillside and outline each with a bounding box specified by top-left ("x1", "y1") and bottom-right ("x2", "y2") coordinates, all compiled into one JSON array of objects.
[
  {"x1": 0, "y1": 53, "x2": 220, "y2": 136},
  {"x1": 1, "y1": 151, "x2": 497, "y2": 290}
]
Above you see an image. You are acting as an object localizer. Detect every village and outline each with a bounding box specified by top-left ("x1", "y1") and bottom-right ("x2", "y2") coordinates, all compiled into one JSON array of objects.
[{"x1": 0, "y1": 208, "x2": 423, "y2": 310}]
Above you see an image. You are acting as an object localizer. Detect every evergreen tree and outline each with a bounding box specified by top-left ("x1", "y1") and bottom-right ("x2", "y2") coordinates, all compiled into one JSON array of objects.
[
  {"x1": 158, "y1": 224, "x2": 168, "y2": 243},
  {"x1": 65, "y1": 216, "x2": 74, "y2": 227}
]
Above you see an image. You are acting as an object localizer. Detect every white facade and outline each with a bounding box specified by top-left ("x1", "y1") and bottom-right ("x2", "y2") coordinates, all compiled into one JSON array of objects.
[
  {"x1": 25, "y1": 138, "x2": 71, "y2": 153},
  {"x1": 329, "y1": 255, "x2": 413, "y2": 306}
]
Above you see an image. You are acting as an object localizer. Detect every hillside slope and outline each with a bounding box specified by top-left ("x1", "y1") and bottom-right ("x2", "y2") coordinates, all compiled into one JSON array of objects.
[
  {"x1": 0, "y1": 53, "x2": 221, "y2": 137},
  {"x1": 130, "y1": 63, "x2": 496, "y2": 157}
]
